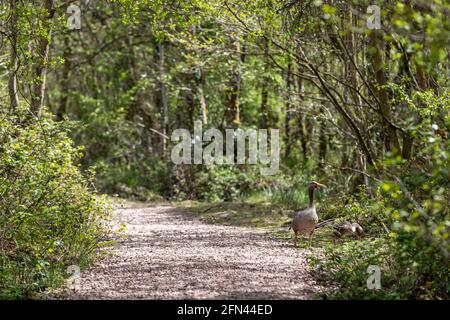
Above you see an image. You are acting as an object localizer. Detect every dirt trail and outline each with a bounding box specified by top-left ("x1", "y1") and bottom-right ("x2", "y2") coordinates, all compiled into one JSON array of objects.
[{"x1": 65, "y1": 203, "x2": 320, "y2": 299}]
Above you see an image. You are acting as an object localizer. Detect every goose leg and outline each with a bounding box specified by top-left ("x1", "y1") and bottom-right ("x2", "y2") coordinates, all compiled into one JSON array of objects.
[
  {"x1": 308, "y1": 230, "x2": 315, "y2": 247},
  {"x1": 293, "y1": 231, "x2": 298, "y2": 247}
]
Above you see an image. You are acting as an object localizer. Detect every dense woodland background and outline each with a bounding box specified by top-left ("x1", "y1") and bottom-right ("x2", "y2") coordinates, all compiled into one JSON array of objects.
[{"x1": 0, "y1": 0, "x2": 449, "y2": 299}]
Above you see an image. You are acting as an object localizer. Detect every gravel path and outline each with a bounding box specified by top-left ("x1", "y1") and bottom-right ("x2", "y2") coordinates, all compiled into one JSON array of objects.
[{"x1": 65, "y1": 203, "x2": 320, "y2": 299}]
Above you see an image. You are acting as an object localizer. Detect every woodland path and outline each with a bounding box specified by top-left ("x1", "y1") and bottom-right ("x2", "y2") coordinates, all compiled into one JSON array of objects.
[{"x1": 64, "y1": 203, "x2": 320, "y2": 299}]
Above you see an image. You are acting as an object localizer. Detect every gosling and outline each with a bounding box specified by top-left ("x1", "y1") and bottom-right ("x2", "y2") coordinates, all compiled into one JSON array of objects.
[{"x1": 333, "y1": 221, "x2": 364, "y2": 240}]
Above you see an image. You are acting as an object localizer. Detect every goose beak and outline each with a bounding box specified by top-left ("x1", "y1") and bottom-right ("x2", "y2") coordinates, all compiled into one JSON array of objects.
[{"x1": 316, "y1": 183, "x2": 326, "y2": 188}]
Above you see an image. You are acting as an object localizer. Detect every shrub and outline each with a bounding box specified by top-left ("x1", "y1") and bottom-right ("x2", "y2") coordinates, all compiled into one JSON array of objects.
[
  {"x1": 311, "y1": 90, "x2": 450, "y2": 299},
  {"x1": 310, "y1": 238, "x2": 396, "y2": 299},
  {"x1": 95, "y1": 156, "x2": 171, "y2": 200},
  {"x1": 191, "y1": 165, "x2": 254, "y2": 202},
  {"x1": 320, "y1": 187, "x2": 391, "y2": 237},
  {"x1": 0, "y1": 111, "x2": 112, "y2": 299}
]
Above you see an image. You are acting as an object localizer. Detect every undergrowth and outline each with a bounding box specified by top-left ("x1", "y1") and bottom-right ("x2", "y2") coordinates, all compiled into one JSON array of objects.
[{"x1": 0, "y1": 110, "x2": 113, "y2": 299}]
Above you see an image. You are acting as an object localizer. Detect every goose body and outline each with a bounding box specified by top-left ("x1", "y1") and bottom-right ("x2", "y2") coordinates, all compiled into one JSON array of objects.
[
  {"x1": 291, "y1": 206, "x2": 318, "y2": 235},
  {"x1": 291, "y1": 181, "x2": 325, "y2": 247}
]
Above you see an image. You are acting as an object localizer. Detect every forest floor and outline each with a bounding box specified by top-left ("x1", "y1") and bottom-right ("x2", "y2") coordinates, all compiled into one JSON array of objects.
[{"x1": 60, "y1": 201, "x2": 322, "y2": 299}]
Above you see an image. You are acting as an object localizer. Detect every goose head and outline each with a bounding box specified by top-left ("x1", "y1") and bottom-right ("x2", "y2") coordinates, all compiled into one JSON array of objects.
[{"x1": 308, "y1": 181, "x2": 326, "y2": 189}]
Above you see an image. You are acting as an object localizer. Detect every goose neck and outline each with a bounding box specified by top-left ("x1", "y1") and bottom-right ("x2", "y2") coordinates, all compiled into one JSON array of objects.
[{"x1": 308, "y1": 187, "x2": 315, "y2": 208}]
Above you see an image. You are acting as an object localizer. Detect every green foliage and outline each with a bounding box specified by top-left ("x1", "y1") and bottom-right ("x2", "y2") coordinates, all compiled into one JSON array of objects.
[
  {"x1": 193, "y1": 165, "x2": 252, "y2": 202},
  {"x1": 312, "y1": 90, "x2": 450, "y2": 299},
  {"x1": 313, "y1": 230, "x2": 449, "y2": 299},
  {"x1": 0, "y1": 110, "x2": 112, "y2": 299},
  {"x1": 310, "y1": 238, "x2": 395, "y2": 299},
  {"x1": 171, "y1": 165, "x2": 256, "y2": 202},
  {"x1": 260, "y1": 171, "x2": 324, "y2": 211},
  {"x1": 1, "y1": 0, "x2": 448, "y2": 300},
  {"x1": 95, "y1": 157, "x2": 171, "y2": 200},
  {"x1": 269, "y1": 186, "x2": 307, "y2": 211},
  {"x1": 320, "y1": 187, "x2": 390, "y2": 237}
]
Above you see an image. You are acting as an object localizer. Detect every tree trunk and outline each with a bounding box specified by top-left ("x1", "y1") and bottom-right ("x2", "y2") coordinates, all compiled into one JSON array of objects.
[
  {"x1": 224, "y1": 38, "x2": 241, "y2": 127},
  {"x1": 56, "y1": 35, "x2": 71, "y2": 121},
  {"x1": 346, "y1": 0, "x2": 362, "y2": 112},
  {"x1": 197, "y1": 65, "x2": 208, "y2": 125},
  {"x1": 369, "y1": 30, "x2": 400, "y2": 154},
  {"x1": 284, "y1": 58, "x2": 292, "y2": 158},
  {"x1": 297, "y1": 66, "x2": 310, "y2": 163},
  {"x1": 30, "y1": 0, "x2": 54, "y2": 117},
  {"x1": 8, "y1": 0, "x2": 19, "y2": 112},
  {"x1": 155, "y1": 42, "x2": 169, "y2": 156},
  {"x1": 259, "y1": 38, "x2": 270, "y2": 128},
  {"x1": 318, "y1": 115, "x2": 327, "y2": 171}
]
